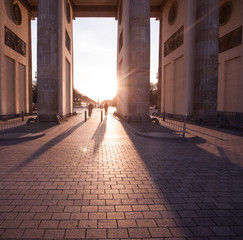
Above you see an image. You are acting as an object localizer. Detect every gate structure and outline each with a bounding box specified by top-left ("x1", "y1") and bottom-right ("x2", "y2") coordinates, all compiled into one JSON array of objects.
[{"x1": 1, "y1": 0, "x2": 242, "y2": 124}]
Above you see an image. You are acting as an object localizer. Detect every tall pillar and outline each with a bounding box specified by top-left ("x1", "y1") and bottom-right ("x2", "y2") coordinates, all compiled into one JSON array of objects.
[
  {"x1": 157, "y1": 17, "x2": 162, "y2": 113},
  {"x1": 194, "y1": 0, "x2": 219, "y2": 124},
  {"x1": 37, "y1": 0, "x2": 59, "y2": 121},
  {"x1": 37, "y1": 0, "x2": 73, "y2": 121},
  {"x1": 28, "y1": 14, "x2": 33, "y2": 113},
  {"x1": 117, "y1": 0, "x2": 150, "y2": 122}
]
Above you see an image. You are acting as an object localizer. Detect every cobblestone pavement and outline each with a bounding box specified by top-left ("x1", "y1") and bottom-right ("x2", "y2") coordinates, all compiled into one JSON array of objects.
[{"x1": 0, "y1": 109, "x2": 242, "y2": 239}]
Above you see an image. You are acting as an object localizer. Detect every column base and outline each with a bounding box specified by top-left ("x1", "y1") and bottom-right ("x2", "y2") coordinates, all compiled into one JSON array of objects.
[
  {"x1": 117, "y1": 113, "x2": 151, "y2": 123},
  {"x1": 38, "y1": 114, "x2": 59, "y2": 122}
]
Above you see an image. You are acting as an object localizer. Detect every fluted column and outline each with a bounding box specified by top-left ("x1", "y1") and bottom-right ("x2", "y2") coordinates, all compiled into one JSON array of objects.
[
  {"x1": 194, "y1": 0, "x2": 219, "y2": 124},
  {"x1": 37, "y1": 0, "x2": 58, "y2": 121},
  {"x1": 127, "y1": 0, "x2": 150, "y2": 121},
  {"x1": 157, "y1": 17, "x2": 162, "y2": 113}
]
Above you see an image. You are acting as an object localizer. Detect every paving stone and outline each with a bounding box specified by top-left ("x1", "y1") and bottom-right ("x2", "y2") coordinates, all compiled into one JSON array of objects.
[
  {"x1": 43, "y1": 229, "x2": 65, "y2": 239},
  {"x1": 0, "y1": 110, "x2": 242, "y2": 239},
  {"x1": 22, "y1": 229, "x2": 45, "y2": 238},
  {"x1": 86, "y1": 228, "x2": 107, "y2": 238},
  {"x1": 128, "y1": 227, "x2": 150, "y2": 238},
  {"x1": 190, "y1": 226, "x2": 215, "y2": 236},
  {"x1": 98, "y1": 219, "x2": 117, "y2": 228},
  {"x1": 65, "y1": 229, "x2": 86, "y2": 238},
  {"x1": 149, "y1": 227, "x2": 172, "y2": 238},
  {"x1": 1, "y1": 229, "x2": 24, "y2": 238},
  {"x1": 210, "y1": 226, "x2": 236, "y2": 236},
  {"x1": 108, "y1": 228, "x2": 129, "y2": 238}
]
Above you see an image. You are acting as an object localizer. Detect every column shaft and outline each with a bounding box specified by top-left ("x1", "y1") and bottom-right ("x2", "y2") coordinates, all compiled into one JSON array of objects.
[
  {"x1": 127, "y1": 0, "x2": 150, "y2": 121},
  {"x1": 194, "y1": 0, "x2": 219, "y2": 123},
  {"x1": 37, "y1": 0, "x2": 59, "y2": 121},
  {"x1": 157, "y1": 18, "x2": 162, "y2": 113}
]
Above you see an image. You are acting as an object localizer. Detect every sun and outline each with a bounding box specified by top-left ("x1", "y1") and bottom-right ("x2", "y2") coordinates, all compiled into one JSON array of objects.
[{"x1": 95, "y1": 75, "x2": 117, "y2": 102}]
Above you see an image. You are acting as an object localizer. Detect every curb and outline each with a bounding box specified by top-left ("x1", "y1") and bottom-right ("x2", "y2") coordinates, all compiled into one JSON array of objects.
[
  {"x1": 0, "y1": 132, "x2": 46, "y2": 141},
  {"x1": 112, "y1": 114, "x2": 182, "y2": 140}
]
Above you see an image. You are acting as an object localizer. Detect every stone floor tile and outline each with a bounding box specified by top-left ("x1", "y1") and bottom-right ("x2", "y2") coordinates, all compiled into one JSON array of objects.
[
  {"x1": 1, "y1": 229, "x2": 24, "y2": 238},
  {"x1": 43, "y1": 229, "x2": 65, "y2": 239},
  {"x1": 98, "y1": 219, "x2": 117, "y2": 228},
  {"x1": 39, "y1": 220, "x2": 59, "y2": 228},
  {"x1": 86, "y1": 228, "x2": 107, "y2": 238},
  {"x1": 22, "y1": 229, "x2": 45, "y2": 238},
  {"x1": 210, "y1": 226, "x2": 236, "y2": 236},
  {"x1": 128, "y1": 227, "x2": 151, "y2": 238},
  {"x1": 78, "y1": 219, "x2": 97, "y2": 228},
  {"x1": 65, "y1": 229, "x2": 86, "y2": 238}
]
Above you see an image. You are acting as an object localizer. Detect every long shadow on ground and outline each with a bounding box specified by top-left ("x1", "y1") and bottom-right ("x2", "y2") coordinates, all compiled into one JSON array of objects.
[
  {"x1": 122, "y1": 123, "x2": 243, "y2": 238},
  {"x1": 9, "y1": 120, "x2": 86, "y2": 173}
]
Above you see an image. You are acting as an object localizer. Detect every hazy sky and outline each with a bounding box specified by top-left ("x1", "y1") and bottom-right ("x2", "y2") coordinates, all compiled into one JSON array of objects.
[{"x1": 31, "y1": 18, "x2": 159, "y2": 102}]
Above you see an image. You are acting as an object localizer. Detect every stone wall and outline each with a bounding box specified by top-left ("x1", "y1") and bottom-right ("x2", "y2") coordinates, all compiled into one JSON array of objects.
[
  {"x1": 218, "y1": 0, "x2": 243, "y2": 112},
  {"x1": 161, "y1": 0, "x2": 193, "y2": 116},
  {"x1": 0, "y1": 0, "x2": 31, "y2": 115}
]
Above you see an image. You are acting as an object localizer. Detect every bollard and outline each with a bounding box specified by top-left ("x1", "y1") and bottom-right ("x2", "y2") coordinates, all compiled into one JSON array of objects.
[
  {"x1": 85, "y1": 111, "x2": 87, "y2": 121},
  {"x1": 182, "y1": 115, "x2": 186, "y2": 138},
  {"x1": 101, "y1": 110, "x2": 103, "y2": 122},
  {"x1": 21, "y1": 111, "x2": 24, "y2": 121}
]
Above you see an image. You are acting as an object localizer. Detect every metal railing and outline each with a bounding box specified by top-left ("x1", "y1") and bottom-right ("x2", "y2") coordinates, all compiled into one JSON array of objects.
[
  {"x1": 0, "y1": 112, "x2": 38, "y2": 133},
  {"x1": 151, "y1": 112, "x2": 187, "y2": 137},
  {"x1": 218, "y1": 111, "x2": 243, "y2": 129}
]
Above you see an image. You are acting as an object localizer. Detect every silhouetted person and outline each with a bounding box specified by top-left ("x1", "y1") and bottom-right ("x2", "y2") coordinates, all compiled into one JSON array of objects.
[
  {"x1": 104, "y1": 103, "x2": 109, "y2": 114},
  {"x1": 88, "y1": 103, "x2": 93, "y2": 116}
]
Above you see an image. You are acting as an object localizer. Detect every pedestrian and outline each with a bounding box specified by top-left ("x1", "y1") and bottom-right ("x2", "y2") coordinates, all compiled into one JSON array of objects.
[
  {"x1": 104, "y1": 103, "x2": 109, "y2": 115},
  {"x1": 88, "y1": 103, "x2": 93, "y2": 116}
]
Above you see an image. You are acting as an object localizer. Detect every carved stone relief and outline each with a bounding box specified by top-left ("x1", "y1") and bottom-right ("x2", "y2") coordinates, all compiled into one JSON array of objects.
[
  {"x1": 164, "y1": 26, "x2": 184, "y2": 57},
  {"x1": 4, "y1": 26, "x2": 26, "y2": 56},
  {"x1": 219, "y1": 26, "x2": 242, "y2": 53},
  {"x1": 168, "y1": 0, "x2": 178, "y2": 25},
  {"x1": 219, "y1": 1, "x2": 233, "y2": 26},
  {"x1": 11, "y1": 1, "x2": 22, "y2": 25}
]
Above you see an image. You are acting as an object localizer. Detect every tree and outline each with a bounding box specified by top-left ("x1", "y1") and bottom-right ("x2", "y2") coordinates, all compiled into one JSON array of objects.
[
  {"x1": 73, "y1": 88, "x2": 96, "y2": 106},
  {"x1": 150, "y1": 82, "x2": 158, "y2": 106},
  {"x1": 32, "y1": 80, "x2": 37, "y2": 104}
]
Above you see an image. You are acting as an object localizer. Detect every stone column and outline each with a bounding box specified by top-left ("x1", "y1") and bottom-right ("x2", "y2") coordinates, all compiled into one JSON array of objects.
[
  {"x1": 127, "y1": 0, "x2": 150, "y2": 121},
  {"x1": 28, "y1": 14, "x2": 32, "y2": 113},
  {"x1": 157, "y1": 17, "x2": 162, "y2": 113},
  {"x1": 194, "y1": 0, "x2": 219, "y2": 124},
  {"x1": 37, "y1": 0, "x2": 59, "y2": 121}
]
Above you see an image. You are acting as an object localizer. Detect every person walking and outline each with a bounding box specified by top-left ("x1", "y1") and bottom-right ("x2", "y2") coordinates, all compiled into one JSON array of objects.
[{"x1": 104, "y1": 103, "x2": 109, "y2": 115}]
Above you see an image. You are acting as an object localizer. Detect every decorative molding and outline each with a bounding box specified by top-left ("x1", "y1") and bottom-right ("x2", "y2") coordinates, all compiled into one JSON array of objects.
[
  {"x1": 11, "y1": 1, "x2": 22, "y2": 25},
  {"x1": 219, "y1": 26, "x2": 242, "y2": 53},
  {"x1": 168, "y1": 0, "x2": 178, "y2": 25},
  {"x1": 4, "y1": 26, "x2": 26, "y2": 56},
  {"x1": 65, "y1": 30, "x2": 71, "y2": 53},
  {"x1": 164, "y1": 26, "x2": 184, "y2": 57},
  {"x1": 219, "y1": 1, "x2": 233, "y2": 26}
]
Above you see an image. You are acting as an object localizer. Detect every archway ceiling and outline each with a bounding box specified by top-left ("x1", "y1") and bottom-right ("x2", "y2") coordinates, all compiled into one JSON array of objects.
[{"x1": 23, "y1": 0, "x2": 164, "y2": 18}]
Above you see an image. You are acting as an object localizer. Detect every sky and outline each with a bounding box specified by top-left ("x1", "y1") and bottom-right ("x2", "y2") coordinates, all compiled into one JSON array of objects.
[{"x1": 31, "y1": 18, "x2": 159, "y2": 102}]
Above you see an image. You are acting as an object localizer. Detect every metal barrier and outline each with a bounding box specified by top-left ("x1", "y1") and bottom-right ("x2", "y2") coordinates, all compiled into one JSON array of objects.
[
  {"x1": 151, "y1": 112, "x2": 187, "y2": 137},
  {"x1": 0, "y1": 112, "x2": 38, "y2": 133},
  {"x1": 218, "y1": 111, "x2": 243, "y2": 129}
]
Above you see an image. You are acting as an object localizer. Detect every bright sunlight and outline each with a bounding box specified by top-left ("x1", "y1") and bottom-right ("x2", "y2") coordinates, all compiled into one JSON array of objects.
[{"x1": 73, "y1": 18, "x2": 118, "y2": 102}]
